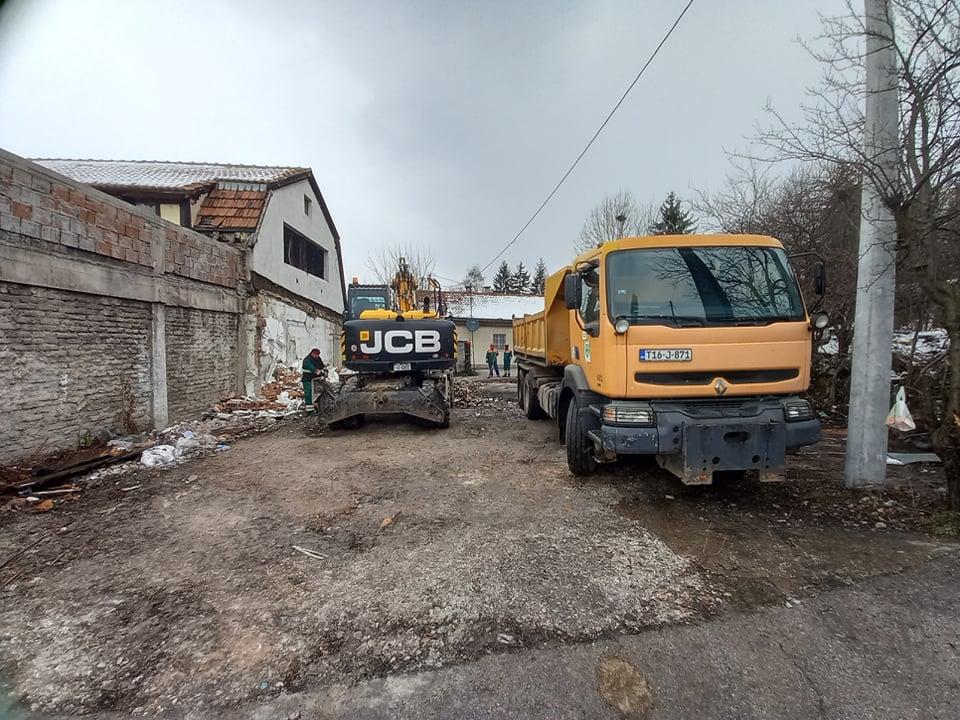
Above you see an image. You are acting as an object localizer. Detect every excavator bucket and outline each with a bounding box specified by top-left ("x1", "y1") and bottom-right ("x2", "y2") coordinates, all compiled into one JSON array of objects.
[{"x1": 314, "y1": 374, "x2": 451, "y2": 428}]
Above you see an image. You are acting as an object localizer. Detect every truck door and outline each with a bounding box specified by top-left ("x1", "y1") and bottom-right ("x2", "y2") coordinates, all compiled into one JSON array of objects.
[{"x1": 576, "y1": 268, "x2": 607, "y2": 393}]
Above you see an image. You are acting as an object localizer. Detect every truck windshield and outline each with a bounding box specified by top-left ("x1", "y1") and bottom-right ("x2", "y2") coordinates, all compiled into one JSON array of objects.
[{"x1": 606, "y1": 246, "x2": 805, "y2": 326}]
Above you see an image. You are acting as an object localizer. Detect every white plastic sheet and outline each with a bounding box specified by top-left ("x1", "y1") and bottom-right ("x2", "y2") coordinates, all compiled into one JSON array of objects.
[{"x1": 140, "y1": 445, "x2": 178, "y2": 467}]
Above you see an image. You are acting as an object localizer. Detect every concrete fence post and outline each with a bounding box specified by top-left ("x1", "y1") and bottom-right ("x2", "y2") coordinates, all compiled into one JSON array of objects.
[{"x1": 150, "y1": 225, "x2": 169, "y2": 429}]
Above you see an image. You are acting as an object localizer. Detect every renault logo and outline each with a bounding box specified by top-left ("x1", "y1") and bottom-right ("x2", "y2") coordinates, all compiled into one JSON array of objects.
[{"x1": 714, "y1": 378, "x2": 729, "y2": 396}]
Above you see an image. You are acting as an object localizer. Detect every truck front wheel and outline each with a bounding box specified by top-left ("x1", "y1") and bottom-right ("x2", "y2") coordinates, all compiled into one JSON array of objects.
[{"x1": 565, "y1": 397, "x2": 597, "y2": 475}]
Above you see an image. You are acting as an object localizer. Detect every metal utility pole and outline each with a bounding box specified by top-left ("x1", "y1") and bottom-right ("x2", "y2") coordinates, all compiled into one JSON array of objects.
[{"x1": 844, "y1": 0, "x2": 899, "y2": 488}]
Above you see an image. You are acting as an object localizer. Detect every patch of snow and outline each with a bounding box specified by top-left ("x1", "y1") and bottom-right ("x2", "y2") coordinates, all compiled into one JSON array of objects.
[
  {"x1": 444, "y1": 292, "x2": 544, "y2": 320},
  {"x1": 892, "y1": 329, "x2": 948, "y2": 360}
]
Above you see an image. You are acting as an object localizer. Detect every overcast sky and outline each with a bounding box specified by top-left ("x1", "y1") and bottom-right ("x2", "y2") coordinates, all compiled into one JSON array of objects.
[{"x1": 0, "y1": 0, "x2": 837, "y2": 285}]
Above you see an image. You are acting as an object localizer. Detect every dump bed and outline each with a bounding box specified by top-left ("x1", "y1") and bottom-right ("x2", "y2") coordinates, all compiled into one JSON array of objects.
[{"x1": 512, "y1": 268, "x2": 571, "y2": 367}]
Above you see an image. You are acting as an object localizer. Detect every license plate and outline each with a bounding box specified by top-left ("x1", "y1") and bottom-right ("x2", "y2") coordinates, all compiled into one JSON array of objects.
[
  {"x1": 393, "y1": 362, "x2": 412, "y2": 372},
  {"x1": 639, "y1": 348, "x2": 692, "y2": 362}
]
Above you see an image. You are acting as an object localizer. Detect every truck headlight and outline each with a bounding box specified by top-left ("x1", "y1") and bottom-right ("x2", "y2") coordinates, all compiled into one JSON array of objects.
[
  {"x1": 602, "y1": 404, "x2": 655, "y2": 426},
  {"x1": 614, "y1": 317, "x2": 630, "y2": 334},
  {"x1": 784, "y1": 400, "x2": 813, "y2": 421}
]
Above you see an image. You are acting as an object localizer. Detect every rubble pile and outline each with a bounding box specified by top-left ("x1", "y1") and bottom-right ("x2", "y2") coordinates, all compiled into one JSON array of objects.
[
  {"x1": 260, "y1": 366, "x2": 304, "y2": 401},
  {"x1": 453, "y1": 380, "x2": 522, "y2": 416}
]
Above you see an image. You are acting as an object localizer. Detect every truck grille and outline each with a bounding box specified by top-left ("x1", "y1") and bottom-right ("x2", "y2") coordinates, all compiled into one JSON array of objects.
[{"x1": 635, "y1": 369, "x2": 799, "y2": 385}]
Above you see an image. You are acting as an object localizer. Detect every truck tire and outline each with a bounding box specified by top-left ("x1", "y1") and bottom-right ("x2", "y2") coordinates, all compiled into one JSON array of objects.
[
  {"x1": 565, "y1": 397, "x2": 597, "y2": 475},
  {"x1": 522, "y1": 372, "x2": 546, "y2": 420}
]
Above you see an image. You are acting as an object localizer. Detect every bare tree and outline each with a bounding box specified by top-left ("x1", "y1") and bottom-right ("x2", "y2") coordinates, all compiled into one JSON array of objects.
[
  {"x1": 575, "y1": 189, "x2": 655, "y2": 255},
  {"x1": 695, "y1": 159, "x2": 861, "y2": 357},
  {"x1": 754, "y1": 0, "x2": 960, "y2": 506},
  {"x1": 365, "y1": 242, "x2": 437, "y2": 288},
  {"x1": 462, "y1": 264, "x2": 485, "y2": 290}
]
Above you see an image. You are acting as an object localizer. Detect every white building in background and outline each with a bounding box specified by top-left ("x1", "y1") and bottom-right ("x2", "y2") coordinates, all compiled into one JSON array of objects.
[
  {"x1": 422, "y1": 291, "x2": 544, "y2": 367},
  {"x1": 34, "y1": 159, "x2": 347, "y2": 392}
]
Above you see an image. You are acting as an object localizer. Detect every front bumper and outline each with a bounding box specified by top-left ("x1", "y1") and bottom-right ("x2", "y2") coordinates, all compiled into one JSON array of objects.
[{"x1": 596, "y1": 396, "x2": 820, "y2": 473}]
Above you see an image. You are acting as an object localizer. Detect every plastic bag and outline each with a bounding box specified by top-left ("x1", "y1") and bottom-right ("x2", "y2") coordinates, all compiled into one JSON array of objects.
[
  {"x1": 885, "y1": 386, "x2": 916, "y2": 432},
  {"x1": 140, "y1": 445, "x2": 179, "y2": 467}
]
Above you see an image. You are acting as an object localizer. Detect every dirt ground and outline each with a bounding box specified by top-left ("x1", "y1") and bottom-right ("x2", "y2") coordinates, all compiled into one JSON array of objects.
[{"x1": 0, "y1": 379, "x2": 956, "y2": 718}]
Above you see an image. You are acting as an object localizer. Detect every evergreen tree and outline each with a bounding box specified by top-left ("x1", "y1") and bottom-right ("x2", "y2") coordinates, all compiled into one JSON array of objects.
[
  {"x1": 510, "y1": 262, "x2": 531, "y2": 293},
  {"x1": 531, "y1": 258, "x2": 547, "y2": 295},
  {"x1": 650, "y1": 192, "x2": 696, "y2": 235},
  {"x1": 492, "y1": 261, "x2": 512, "y2": 292}
]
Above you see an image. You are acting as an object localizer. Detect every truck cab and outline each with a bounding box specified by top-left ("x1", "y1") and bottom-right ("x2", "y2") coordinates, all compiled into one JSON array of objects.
[{"x1": 513, "y1": 234, "x2": 824, "y2": 484}]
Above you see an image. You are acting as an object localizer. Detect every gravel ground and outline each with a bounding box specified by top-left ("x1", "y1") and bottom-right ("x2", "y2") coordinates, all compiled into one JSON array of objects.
[{"x1": 0, "y1": 379, "x2": 954, "y2": 718}]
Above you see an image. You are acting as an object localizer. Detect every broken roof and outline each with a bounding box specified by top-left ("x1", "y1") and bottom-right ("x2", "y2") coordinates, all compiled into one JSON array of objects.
[
  {"x1": 32, "y1": 158, "x2": 310, "y2": 192},
  {"x1": 195, "y1": 188, "x2": 268, "y2": 232}
]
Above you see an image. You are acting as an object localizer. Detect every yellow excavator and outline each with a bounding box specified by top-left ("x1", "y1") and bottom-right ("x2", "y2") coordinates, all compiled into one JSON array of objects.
[{"x1": 314, "y1": 258, "x2": 457, "y2": 428}]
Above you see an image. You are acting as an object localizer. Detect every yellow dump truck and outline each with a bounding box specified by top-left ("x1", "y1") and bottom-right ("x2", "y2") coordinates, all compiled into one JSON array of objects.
[{"x1": 512, "y1": 234, "x2": 826, "y2": 483}]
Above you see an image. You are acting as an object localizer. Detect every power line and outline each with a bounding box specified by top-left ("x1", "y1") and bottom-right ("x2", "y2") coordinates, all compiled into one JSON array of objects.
[{"x1": 479, "y1": 0, "x2": 696, "y2": 274}]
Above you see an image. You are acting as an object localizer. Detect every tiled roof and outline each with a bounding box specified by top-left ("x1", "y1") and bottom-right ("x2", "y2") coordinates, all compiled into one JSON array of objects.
[
  {"x1": 196, "y1": 189, "x2": 268, "y2": 231},
  {"x1": 32, "y1": 158, "x2": 310, "y2": 192}
]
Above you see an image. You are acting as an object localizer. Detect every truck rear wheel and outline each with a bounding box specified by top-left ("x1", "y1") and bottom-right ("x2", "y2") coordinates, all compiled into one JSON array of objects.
[
  {"x1": 521, "y1": 371, "x2": 546, "y2": 420},
  {"x1": 565, "y1": 397, "x2": 597, "y2": 475}
]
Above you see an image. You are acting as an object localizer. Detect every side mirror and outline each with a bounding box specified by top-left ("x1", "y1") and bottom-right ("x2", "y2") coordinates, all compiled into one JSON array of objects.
[
  {"x1": 564, "y1": 273, "x2": 582, "y2": 310},
  {"x1": 813, "y1": 261, "x2": 826, "y2": 296}
]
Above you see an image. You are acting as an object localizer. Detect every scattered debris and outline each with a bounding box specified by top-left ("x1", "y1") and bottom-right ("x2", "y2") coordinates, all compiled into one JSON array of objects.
[
  {"x1": 0, "y1": 533, "x2": 49, "y2": 572},
  {"x1": 121, "y1": 485, "x2": 142, "y2": 492},
  {"x1": 140, "y1": 445, "x2": 179, "y2": 468},
  {"x1": 292, "y1": 545, "x2": 327, "y2": 560},
  {"x1": 34, "y1": 499, "x2": 55, "y2": 513},
  {"x1": 887, "y1": 452, "x2": 941, "y2": 465},
  {"x1": 13, "y1": 447, "x2": 144, "y2": 494},
  {"x1": 32, "y1": 486, "x2": 81, "y2": 497},
  {"x1": 379, "y1": 513, "x2": 401, "y2": 529}
]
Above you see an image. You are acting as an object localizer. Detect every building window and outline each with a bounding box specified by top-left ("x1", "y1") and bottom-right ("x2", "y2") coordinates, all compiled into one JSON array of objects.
[
  {"x1": 303, "y1": 195, "x2": 312, "y2": 215},
  {"x1": 135, "y1": 200, "x2": 190, "y2": 228},
  {"x1": 283, "y1": 223, "x2": 326, "y2": 279},
  {"x1": 493, "y1": 333, "x2": 507, "y2": 350},
  {"x1": 159, "y1": 203, "x2": 182, "y2": 226}
]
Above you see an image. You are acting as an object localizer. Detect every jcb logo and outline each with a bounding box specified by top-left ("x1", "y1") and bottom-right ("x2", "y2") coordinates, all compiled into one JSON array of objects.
[{"x1": 359, "y1": 329, "x2": 441, "y2": 354}]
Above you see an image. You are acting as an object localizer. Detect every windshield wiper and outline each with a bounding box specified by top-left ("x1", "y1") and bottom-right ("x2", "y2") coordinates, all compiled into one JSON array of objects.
[
  {"x1": 708, "y1": 315, "x2": 795, "y2": 326},
  {"x1": 618, "y1": 314, "x2": 706, "y2": 327}
]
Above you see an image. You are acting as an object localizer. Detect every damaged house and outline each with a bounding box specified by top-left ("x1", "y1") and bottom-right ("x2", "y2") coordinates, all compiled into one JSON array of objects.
[{"x1": 34, "y1": 159, "x2": 347, "y2": 393}]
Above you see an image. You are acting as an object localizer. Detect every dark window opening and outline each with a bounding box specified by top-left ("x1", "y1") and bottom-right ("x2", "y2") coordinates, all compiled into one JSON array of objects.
[
  {"x1": 304, "y1": 194, "x2": 312, "y2": 215},
  {"x1": 283, "y1": 223, "x2": 326, "y2": 279}
]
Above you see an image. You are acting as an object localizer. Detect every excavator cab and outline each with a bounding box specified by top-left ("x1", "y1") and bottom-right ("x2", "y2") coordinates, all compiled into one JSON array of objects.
[{"x1": 345, "y1": 284, "x2": 391, "y2": 321}]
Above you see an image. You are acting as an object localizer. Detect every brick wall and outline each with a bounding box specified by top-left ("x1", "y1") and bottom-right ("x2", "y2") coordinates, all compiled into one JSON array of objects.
[
  {"x1": 0, "y1": 149, "x2": 245, "y2": 466},
  {"x1": 164, "y1": 225, "x2": 240, "y2": 287},
  {"x1": 0, "y1": 283, "x2": 154, "y2": 461},
  {"x1": 165, "y1": 307, "x2": 239, "y2": 421}
]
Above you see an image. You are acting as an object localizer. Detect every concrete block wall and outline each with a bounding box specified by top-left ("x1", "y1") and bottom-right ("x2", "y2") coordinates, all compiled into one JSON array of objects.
[
  {"x1": 0, "y1": 285, "x2": 154, "y2": 456},
  {"x1": 165, "y1": 307, "x2": 240, "y2": 420},
  {"x1": 0, "y1": 149, "x2": 245, "y2": 465}
]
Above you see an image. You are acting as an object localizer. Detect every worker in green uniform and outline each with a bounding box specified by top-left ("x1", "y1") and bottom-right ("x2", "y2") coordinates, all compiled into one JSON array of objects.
[
  {"x1": 302, "y1": 348, "x2": 326, "y2": 409},
  {"x1": 503, "y1": 344, "x2": 513, "y2": 377},
  {"x1": 485, "y1": 344, "x2": 500, "y2": 378}
]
